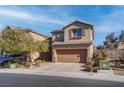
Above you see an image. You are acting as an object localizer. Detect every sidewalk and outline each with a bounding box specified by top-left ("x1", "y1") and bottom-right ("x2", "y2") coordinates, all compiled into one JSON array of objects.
[{"x1": 0, "y1": 68, "x2": 124, "y2": 83}]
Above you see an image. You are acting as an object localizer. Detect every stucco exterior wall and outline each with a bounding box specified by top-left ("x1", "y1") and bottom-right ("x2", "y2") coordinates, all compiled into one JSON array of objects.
[
  {"x1": 64, "y1": 24, "x2": 86, "y2": 42},
  {"x1": 89, "y1": 44, "x2": 93, "y2": 59},
  {"x1": 85, "y1": 28, "x2": 93, "y2": 41}
]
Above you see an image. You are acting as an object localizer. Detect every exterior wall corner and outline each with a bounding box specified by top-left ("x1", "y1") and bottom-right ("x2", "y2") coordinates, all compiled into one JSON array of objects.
[{"x1": 52, "y1": 48, "x2": 57, "y2": 62}]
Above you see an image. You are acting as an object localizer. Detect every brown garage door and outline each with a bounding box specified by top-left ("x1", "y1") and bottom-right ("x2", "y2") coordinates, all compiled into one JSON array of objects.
[{"x1": 56, "y1": 49, "x2": 87, "y2": 63}]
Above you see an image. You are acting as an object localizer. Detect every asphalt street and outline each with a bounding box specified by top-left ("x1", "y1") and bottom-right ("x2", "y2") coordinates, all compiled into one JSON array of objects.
[{"x1": 0, "y1": 73, "x2": 124, "y2": 87}]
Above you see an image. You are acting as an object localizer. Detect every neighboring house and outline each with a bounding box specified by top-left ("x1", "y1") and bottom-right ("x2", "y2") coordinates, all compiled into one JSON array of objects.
[
  {"x1": 51, "y1": 20, "x2": 94, "y2": 63},
  {"x1": 25, "y1": 29, "x2": 52, "y2": 61},
  {"x1": 27, "y1": 30, "x2": 48, "y2": 42},
  {"x1": 10, "y1": 27, "x2": 48, "y2": 42},
  {"x1": 117, "y1": 41, "x2": 124, "y2": 50}
]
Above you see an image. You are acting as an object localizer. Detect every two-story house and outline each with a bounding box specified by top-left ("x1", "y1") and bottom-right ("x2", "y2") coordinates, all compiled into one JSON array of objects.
[{"x1": 51, "y1": 20, "x2": 94, "y2": 63}]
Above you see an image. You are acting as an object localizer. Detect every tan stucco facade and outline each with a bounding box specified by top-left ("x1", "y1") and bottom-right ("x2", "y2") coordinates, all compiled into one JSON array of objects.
[
  {"x1": 28, "y1": 32, "x2": 47, "y2": 41},
  {"x1": 52, "y1": 21, "x2": 94, "y2": 63}
]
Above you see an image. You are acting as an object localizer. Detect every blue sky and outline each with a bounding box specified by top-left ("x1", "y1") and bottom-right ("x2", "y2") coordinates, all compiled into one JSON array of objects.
[{"x1": 0, "y1": 5, "x2": 124, "y2": 46}]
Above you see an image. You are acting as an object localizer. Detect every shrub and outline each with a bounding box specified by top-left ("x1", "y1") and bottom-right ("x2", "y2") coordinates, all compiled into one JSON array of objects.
[
  {"x1": 3, "y1": 58, "x2": 18, "y2": 68},
  {"x1": 4, "y1": 62, "x2": 9, "y2": 68},
  {"x1": 92, "y1": 50, "x2": 108, "y2": 67},
  {"x1": 34, "y1": 60, "x2": 44, "y2": 67},
  {"x1": 16, "y1": 63, "x2": 25, "y2": 68},
  {"x1": 41, "y1": 60, "x2": 46, "y2": 62},
  {"x1": 86, "y1": 60, "x2": 94, "y2": 72}
]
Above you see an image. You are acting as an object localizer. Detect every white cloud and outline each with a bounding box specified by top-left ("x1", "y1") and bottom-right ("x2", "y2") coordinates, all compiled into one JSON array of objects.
[
  {"x1": 0, "y1": 8, "x2": 66, "y2": 25},
  {"x1": 94, "y1": 8, "x2": 124, "y2": 46},
  {"x1": 0, "y1": 8, "x2": 35, "y2": 20},
  {"x1": 36, "y1": 16, "x2": 66, "y2": 25},
  {"x1": 95, "y1": 9, "x2": 124, "y2": 33}
]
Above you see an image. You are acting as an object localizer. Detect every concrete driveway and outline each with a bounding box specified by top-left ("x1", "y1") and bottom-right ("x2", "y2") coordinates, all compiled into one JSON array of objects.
[{"x1": 37, "y1": 62, "x2": 86, "y2": 72}]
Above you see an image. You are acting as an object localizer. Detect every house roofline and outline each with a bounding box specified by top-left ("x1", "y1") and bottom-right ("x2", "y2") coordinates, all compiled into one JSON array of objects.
[
  {"x1": 51, "y1": 20, "x2": 94, "y2": 33},
  {"x1": 51, "y1": 20, "x2": 94, "y2": 40},
  {"x1": 63, "y1": 20, "x2": 93, "y2": 30},
  {"x1": 51, "y1": 30, "x2": 64, "y2": 34},
  {"x1": 6, "y1": 26, "x2": 48, "y2": 38},
  {"x1": 25, "y1": 29, "x2": 48, "y2": 38}
]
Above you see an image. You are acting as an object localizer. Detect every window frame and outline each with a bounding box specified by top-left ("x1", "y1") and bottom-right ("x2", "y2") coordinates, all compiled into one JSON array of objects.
[
  {"x1": 71, "y1": 28, "x2": 82, "y2": 37},
  {"x1": 55, "y1": 34, "x2": 64, "y2": 41}
]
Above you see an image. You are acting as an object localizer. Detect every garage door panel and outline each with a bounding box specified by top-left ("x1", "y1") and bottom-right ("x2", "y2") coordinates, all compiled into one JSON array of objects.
[
  {"x1": 58, "y1": 54, "x2": 80, "y2": 62},
  {"x1": 56, "y1": 49, "x2": 87, "y2": 63}
]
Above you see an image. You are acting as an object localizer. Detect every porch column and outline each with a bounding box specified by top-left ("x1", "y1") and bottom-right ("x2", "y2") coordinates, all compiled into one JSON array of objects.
[
  {"x1": 87, "y1": 47, "x2": 91, "y2": 62},
  {"x1": 52, "y1": 49, "x2": 57, "y2": 62}
]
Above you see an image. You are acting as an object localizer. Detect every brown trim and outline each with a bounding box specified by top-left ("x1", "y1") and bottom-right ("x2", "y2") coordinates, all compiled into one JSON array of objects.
[
  {"x1": 52, "y1": 41, "x2": 92, "y2": 45},
  {"x1": 69, "y1": 36, "x2": 82, "y2": 40}
]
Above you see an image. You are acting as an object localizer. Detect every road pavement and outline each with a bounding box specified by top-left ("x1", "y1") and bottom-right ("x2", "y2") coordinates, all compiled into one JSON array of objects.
[{"x1": 0, "y1": 73, "x2": 124, "y2": 87}]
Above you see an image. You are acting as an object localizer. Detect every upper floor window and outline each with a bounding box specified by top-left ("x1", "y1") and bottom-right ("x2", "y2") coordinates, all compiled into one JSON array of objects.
[
  {"x1": 55, "y1": 34, "x2": 64, "y2": 41},
  {"x1": 72, "y1": 28, "x2": 82, "y2": 37}
]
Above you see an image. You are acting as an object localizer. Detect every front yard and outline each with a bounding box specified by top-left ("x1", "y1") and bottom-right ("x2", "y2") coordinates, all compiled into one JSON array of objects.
[
  {"x1": 110, "y1": 63, "x2": 124, "y2": 76},
  {"x1": 5, "y1": 62, "x2": 85, "y2": 73},
  {"x1": 1, "y1": 62, "x2": 124, "y2": 76}
]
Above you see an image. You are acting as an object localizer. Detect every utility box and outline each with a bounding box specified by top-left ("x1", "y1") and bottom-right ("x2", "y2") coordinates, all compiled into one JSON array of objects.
[
  {"x1": 9, "y1": 63, "x2": 16, "y2": 69},
  {"x1": 99, "y1": 60, "x2": 110, "y2": 70}
]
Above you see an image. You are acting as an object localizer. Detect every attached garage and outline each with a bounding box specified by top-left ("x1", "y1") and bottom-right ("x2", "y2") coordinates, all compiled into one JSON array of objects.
[{"x1": 56, "y1": 49, "x2": 87, "y2": 63}]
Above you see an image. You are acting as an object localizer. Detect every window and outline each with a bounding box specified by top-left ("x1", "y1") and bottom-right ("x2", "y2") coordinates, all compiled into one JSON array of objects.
[
  {"x1": 72, "y1": 28, "x2": 82, "y2": 37},
  {"x1": 55, "y1": 34, "x2": 64, "y2": 41}
]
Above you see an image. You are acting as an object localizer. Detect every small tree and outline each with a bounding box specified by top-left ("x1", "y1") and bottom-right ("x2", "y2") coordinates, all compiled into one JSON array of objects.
[
  {"x1": 0, "y1": 26, "x2": 34, "y2": 53},
  {"x1": 96, "y1": 45, "x2": 103, "y2": 49},
  {"x1": 103, "y1": 32, "x2": 118, "y2": 49},
  {"x1": 0, "y1": 26, "x2": 49, "y2": 67},
  {"x1": 119, "y1": 30, "x2": 124, "y2": 42}
]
